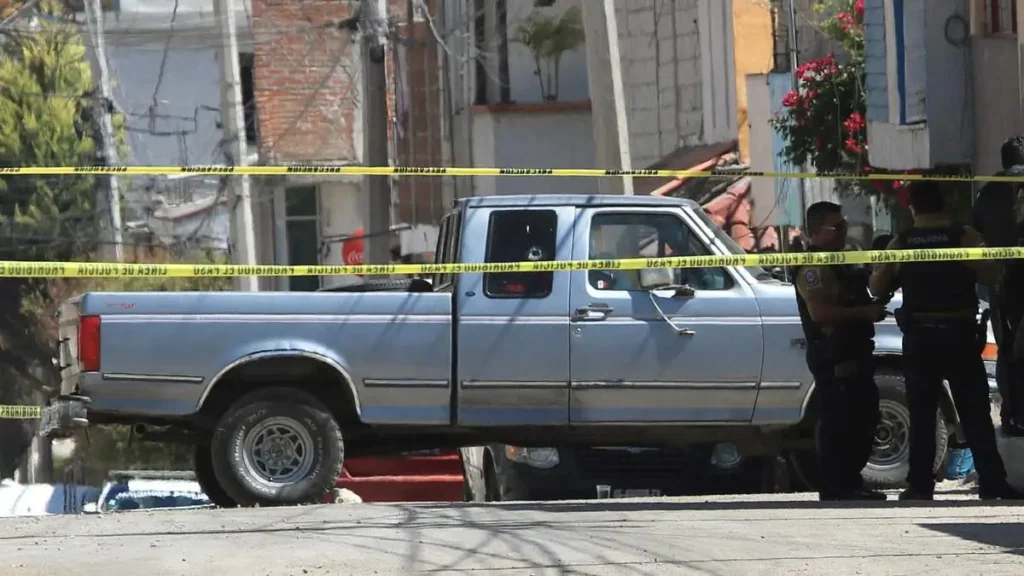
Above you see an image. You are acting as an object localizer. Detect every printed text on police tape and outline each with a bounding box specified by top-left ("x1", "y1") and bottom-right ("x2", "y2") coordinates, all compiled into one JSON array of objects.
[
  {"x1": 0, "y1": 405, "x2": 41, "y2": 419},
  {"x1": 0, "y1": 164, "x2": 1022, "y2": 183},
  {"x1": 0, "y1": 248, "x2": 1021, "y2": 277}
]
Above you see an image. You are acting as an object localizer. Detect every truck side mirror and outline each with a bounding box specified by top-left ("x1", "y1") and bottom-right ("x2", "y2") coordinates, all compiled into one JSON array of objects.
[{"x1": 639, "y1": 268, "x2": 673, "y2": 291}]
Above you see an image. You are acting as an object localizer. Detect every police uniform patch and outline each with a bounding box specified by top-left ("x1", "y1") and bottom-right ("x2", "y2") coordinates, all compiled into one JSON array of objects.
[{"x1": 803, "y1": 268, "x2": 820, "y2": 288}]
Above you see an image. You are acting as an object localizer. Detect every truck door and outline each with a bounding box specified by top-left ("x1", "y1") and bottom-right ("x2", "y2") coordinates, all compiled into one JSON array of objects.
[
  {"x1": 454, "y1": 205, "x2": 574, "y2": 426},
  {"x1": 568, "y1": 206, "x2": 764, "y2": 423}
]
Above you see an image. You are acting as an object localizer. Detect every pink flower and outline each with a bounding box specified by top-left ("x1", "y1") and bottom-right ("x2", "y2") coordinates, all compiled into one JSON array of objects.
[
  {"x1": 843, "y1": 112, "x2": 865, "y2": 134},
  {"x1": 782, "y1": 90, "x2": 801, "y2": 108},
  {"x1": 855, "y1": 0, "x2": 865, "y2": 21}
]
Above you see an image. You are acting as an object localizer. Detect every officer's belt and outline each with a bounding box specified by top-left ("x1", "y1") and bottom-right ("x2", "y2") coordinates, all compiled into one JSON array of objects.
[{"x1": 908, "y1": 309, "x2": 977, "y2": 321}]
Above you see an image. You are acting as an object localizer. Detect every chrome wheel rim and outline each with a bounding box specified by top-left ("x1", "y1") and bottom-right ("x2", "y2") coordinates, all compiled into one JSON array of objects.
[
  {"x1": 870, "y1": 400, "x2": 911, "y2": 468},
  {"x1": 241, "y1": 417, "x2": 315, "y2": 487}
]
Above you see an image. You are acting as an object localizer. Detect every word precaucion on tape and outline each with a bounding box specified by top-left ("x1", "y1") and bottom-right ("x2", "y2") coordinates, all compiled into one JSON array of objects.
[
  {"x1": 1, "y1": 164, "x2": 1023, "y2": 183},
  {"x1": 0, "y1": 248, "x2": 1022, "y2": 278}
]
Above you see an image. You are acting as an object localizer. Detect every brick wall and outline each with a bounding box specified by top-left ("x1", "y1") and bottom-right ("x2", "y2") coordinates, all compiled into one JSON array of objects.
[
  {"x1": 250, "y1": 0, "x2": 401, "y2": 164},
  {"x1": 393, "y1": 2, "x2": 446, "y2": 225},
  {"x1": 616, "y1": 0, "x2": 703, "y2": 168}
]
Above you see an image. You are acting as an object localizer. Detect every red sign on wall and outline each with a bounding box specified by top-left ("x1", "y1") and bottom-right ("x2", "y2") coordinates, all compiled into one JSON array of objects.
[{"x1": 342, "y1": 227, "x2": 364, "y2": 266}]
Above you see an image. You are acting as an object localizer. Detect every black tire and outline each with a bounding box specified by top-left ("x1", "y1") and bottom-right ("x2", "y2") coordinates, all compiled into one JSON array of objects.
[
  {"x1": 210, "y1": 387, "x2": 344, "y2": 507},
  {"x1": 193, "y1": 443, "x2": 237, "y2": 508},
  {"x1": 786, "y1": 370, "x2": 948, "y2": 491},
  {"x1": 319, "y1": 278, "x2": 430, "y2": 293},
  {"x1": 484, "y1": 447, "x2": 530, "y2": 502},
  {"x1": 861, "y1": 370, "x2": 948, "y2": 489},
  {"x1": 460, "y1": 447, "x2": 487, "y2": 503}
]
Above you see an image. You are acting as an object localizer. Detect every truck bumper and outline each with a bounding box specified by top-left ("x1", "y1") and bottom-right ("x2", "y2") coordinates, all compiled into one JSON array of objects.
[{"x1": 39, "y1": 395, "x2": 91, "y2": 439}]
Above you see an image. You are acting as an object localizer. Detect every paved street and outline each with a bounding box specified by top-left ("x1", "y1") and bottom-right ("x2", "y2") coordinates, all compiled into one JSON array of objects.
[{"x1": 2, "y1": 492, "x2": 1023, "y2": 575}]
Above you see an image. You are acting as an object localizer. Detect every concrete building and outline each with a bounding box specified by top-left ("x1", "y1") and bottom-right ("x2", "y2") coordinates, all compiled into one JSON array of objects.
[
  {"x1": 445, "y1": 0, "x2": 742, "y2": 199},
  {"x1": 247, "y1": 0, "x2": 442, "y2": 290},
  {"x1": 72, "y1": 0, "x2": 249, "y2": 253}
]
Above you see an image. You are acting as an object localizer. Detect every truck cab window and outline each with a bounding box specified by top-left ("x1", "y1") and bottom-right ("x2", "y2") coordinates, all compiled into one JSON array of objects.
[
  {"x1": 588, "y1": 212, "x2": 733, "y2": 291},
  {"x1": 484, "y1": 209, "x2": 557, "y2": 298},
  {"x1": 433, "y1": 210, "x2": 461, "y2": 291}
]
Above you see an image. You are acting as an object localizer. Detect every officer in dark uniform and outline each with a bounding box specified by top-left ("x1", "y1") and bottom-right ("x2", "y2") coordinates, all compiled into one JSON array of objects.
[
  {"x1": 795, "y1": 201, "x2": 888, "y2": 501},
  {"x1": 1004, "y1": 170, "x2": 1024, "y2": 418},
  {"x1": 870, "y1": 180, "x2": 1022, "y2": 501},
  {"x1": 974, "y1": 137, "x2": 1024, "y2": 435}
]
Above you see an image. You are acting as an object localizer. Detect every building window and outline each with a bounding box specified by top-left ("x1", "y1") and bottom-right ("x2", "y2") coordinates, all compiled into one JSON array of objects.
[
  {"x1": 284, "y1": 186, "x2": 320, "y2": 291},
  {"x1": 987, "y1": 0, "x2": 1018, "y2": 34},
  {"x1": 472, "y1": 0, "x2": 511, "y2": 105},
  {"x1": 588, "y1": 213, "x2": 733, "y2": 292},
  {"x1": 483, "y1": 209, "x2": 557, "y2": 298},
  {"x1": 239, "y1": 52, "x2": 258, "y2": 145}
]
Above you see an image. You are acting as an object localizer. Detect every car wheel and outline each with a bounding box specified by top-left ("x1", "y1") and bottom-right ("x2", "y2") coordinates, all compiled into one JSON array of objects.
[
  {"x1": 193, "y1": 443, "x2": 237, "y2": 508},
  {"x1": 210, "y1": 386, "x2": 345, "y2": 507},
  {"x1": 861, "y1": 370, "x2": 948, "y2": 489}
]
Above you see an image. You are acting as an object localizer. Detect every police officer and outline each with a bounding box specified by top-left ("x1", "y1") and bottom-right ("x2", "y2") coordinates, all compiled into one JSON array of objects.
[
  {"x1": 974, "y1": 137, "x2": 1024, "y2": 435},
  {"x1": 870, "y1": 180, "x2": 1022, "y2": 501},
  {"x1": 795, "y1": 201, "x2": 888, "y2": 501},
  {"x1": 1004, "y1": 169, "x2": 1024, "y2": 420}
]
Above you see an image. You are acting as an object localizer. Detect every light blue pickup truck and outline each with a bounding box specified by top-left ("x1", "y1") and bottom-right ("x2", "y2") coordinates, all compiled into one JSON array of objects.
[{"x1": 42, "y1": 194, "x2": 992, "y2": 507}]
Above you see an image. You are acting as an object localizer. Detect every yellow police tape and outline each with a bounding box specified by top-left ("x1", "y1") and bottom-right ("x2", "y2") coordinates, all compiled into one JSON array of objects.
[
  {"x1": 1, "y1": 247, "x2": 1023, "y2": 277},
  {"x1": 0, "y1": 164, "x2": 1022, "y2": 182},
  {"x1": 0, "y1": 405, "x2": 41, "y2": 419}
]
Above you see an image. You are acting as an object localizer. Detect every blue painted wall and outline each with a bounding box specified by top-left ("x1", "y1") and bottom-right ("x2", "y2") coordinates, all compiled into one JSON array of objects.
[{"x1": 864, "y1": 0, "x2": 889, "y2": 123}]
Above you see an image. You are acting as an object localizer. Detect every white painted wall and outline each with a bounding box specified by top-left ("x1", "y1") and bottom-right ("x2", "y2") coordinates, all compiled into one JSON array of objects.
[
  {"x1": 471, "y1": 107, "x2": 595, "y2": 196},
  {"x1": 746, "y1": 75, "x2": 776, "y2": 227}
]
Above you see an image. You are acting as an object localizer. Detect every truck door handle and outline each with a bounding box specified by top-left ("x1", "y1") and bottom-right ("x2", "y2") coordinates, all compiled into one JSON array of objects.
[{"x1": 573, "y1": 303, "x2": 613, "y2": 321}]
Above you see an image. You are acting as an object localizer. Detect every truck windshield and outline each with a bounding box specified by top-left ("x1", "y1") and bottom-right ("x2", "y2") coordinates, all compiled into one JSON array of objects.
[{"x1": 688, "y1": 208, "x2": 772, "y2": 281}]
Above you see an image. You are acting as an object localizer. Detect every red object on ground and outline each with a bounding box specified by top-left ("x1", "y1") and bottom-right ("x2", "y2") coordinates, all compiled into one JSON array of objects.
[
  {"x1": 326, "y1": 451, "x2": 465, "y2": 503},
  {"x1": 342, "y1": 227, "x2": 364, "y2": 266}
]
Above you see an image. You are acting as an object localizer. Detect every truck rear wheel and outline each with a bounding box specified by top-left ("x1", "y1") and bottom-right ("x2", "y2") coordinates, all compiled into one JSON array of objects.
[
  {"x1": 193, "y1": 443, "x2": 237, "y2": 508},
  {"x1": 210, "y1": 387, "x2": 345, "y2": 507}
]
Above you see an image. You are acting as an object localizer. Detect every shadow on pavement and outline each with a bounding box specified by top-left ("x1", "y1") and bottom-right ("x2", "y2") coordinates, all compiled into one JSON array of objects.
[
  {"x1": 447, "y1": 497, "x2": 1014, "y2": 513},
  {"x1": 922, "y1": 522, "x2": 1024, "y2": 555}
]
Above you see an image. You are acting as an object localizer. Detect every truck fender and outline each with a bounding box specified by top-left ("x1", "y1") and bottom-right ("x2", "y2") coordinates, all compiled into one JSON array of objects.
[{"x1": 197, "y1": 346, "x2": 361, "y2": 416}]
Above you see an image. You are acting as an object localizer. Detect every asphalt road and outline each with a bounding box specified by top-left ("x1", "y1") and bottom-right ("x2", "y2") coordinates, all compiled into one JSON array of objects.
[{"x1": 1, "y1": 492, "x2": 1023, "y2": 576}]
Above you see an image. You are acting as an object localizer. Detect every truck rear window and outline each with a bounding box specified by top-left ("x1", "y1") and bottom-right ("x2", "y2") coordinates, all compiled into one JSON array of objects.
[{"x1": 484, "y1": 210, "x2": 557, "y2": 299}]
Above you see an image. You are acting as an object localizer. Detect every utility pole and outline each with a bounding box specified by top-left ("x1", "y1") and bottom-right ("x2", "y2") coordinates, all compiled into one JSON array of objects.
[
  {"x1": 360, "y1": 0, "x2": 392, "y2": 265},
  {"x1": 582, "y1": 0, "x2": 633, "y2": 195},
  {"x1": 214, "y1": 0, "x2": 259, "y2": 291},
  {"x1": 85, "y1": 0, "x2": 123, "y2": 261},
  {"x1": 787, "y1": 0, "x2": 807, "y2": 217}
]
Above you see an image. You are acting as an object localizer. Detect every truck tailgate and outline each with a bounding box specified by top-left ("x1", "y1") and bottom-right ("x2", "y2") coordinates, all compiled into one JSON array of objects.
[{"x1": 57, "y1": 296, "x2": 84, "y2": 388}]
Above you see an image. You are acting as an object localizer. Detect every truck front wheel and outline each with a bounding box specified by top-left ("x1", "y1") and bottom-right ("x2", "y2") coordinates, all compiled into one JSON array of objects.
[
  {"x1": 210, "y1": 387, "x2": 345, "y2": 507},
  {"x1": 787, "y1": 370, "x2": 948, "y2": 491}
]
